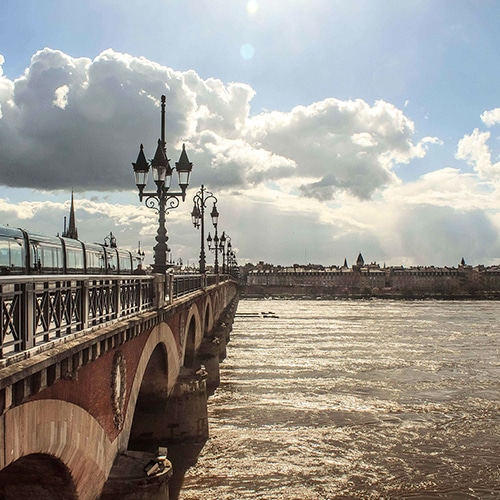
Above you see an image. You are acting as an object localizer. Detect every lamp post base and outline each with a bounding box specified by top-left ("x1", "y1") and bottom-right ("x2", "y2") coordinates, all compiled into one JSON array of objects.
[{"x1": 152, "y1": 264, "x2": 175, "y2": 274}]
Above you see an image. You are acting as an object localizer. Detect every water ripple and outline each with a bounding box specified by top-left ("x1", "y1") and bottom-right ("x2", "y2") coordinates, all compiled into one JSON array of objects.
[{"x1": 181, "y1": 300, "x2": 500, "y2": 499}]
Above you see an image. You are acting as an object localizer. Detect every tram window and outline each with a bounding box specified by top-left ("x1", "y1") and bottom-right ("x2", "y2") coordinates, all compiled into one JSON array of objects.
[
  {"x1": 0, "y1": 241, "x2": 8, "y2": 268},
  {"x1": 0, "y1": 237, "x2": 24, "y2": 273},
  {"x1": 10, "y1": 238, "x2": 24, "y2": 270},
  {"x1": 85, "y1": 248, "x2": 106, "y2": 273},
  {"x1": 66, "y1": 248, "x2": 84, "y2": 272},
  {"x1": 105, "y1": 249, "x2": 117, "y2": 273},
  {"x1": 41, "y1": 246, "x2": 63, "y2": 273},
  {"x1": 118, "y1": 252, "x2": 132, "y2": 274}
]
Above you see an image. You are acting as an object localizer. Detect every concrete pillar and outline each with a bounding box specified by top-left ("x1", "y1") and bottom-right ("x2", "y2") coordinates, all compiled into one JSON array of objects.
[
  {"x1": 213, "y1": 325, "x2": 227, "y2": 362},
  {"x1": 152, "y1": 274, "x2": 166, "y2": 308},
  {"x1": 197, "y1": 337, "x2": 220, "y2": 396}
]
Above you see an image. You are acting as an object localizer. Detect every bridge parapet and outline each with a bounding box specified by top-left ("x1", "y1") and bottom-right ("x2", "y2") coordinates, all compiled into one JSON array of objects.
[
  {"x1": 0, "y1": 273, "x2": 231, "y2": 362},
  {"x1": 0, "y1": 275, "x2": 153, "y2": 361}
]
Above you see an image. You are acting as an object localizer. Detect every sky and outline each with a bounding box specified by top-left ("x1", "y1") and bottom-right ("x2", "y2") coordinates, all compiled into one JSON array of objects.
[{"x1": 1, "y1": 0, "x2": 500, "y2": 268}]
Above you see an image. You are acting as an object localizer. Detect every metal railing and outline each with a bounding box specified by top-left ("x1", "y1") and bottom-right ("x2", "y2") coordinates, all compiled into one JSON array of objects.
[
  {"x1": 170, "y1": 273, "x2": 231, "y2": 298},
  {"x1": 0, "y1": 273, "x2": 233, "y2": 360},
  {"x1": 172, "y1": 274, "x2": 203, "y2": 298},
  {"x1": 0, "y1": 275, "x2": 155, "y2": 359}
]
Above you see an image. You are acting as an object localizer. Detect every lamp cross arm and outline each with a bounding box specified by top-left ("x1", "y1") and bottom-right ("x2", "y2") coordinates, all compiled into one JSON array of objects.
[{"x1": 140, "y1": 190, "x2": 186, "y2": 197}]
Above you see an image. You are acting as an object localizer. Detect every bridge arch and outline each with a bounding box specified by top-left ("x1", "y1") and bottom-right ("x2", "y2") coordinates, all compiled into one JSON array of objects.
[
  {"x1": 183, "y1": 315, "x2": 197, "y2": 369},
  {"x1": 1, "y1": 399, "x2": 113, "y2": 500},
  {"x1": 127, "y1": 342, "x2": 169, "y2": 452},
  {"x1": 203, "y1": 295, "x2": 214, "y2": 334},
  {"x1": 182, "y1": 302, "x2": 204, "y2": 369},
  {"x1": 0, "y1": 452, "x2": 78, "y2": 499},
  {"x1": 119, "y1": 321, "x2": 180, "y2": 452}
]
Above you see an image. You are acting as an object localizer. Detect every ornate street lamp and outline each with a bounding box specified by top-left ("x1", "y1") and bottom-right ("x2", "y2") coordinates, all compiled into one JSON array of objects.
[
  {"x1": 191, "y1": 185, "x2": 218, "y2": 273},
  {"x1": 104, "y1": 232, "x2": 117, "y2": 248},
  {"x1": 136, "y1": 241, "x2": 145, "y2": 264},
  {"x1": 218, "y1": 232, "x2": 232, "y2": 274},
  {"x1": 132, "y1": 95, "x2": 193, "y2": 273},
  {"x1": 206, "y1": 203, "x2": 221, "y2": 273},
  {"x1": 227, "y1": 246, "x2": 238, "y2": 278},
  {"x1": 219, "y1": 232, "x2": 237, "y2": 277}
]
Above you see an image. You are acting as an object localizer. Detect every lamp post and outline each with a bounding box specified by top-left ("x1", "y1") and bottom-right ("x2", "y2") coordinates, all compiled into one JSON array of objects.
[
  {"x1": 227, "y1": 247, "x2": 238, "y2": 277},
  {"x1": 218, "y1": 232, "x2": 232, "y2": 275},
  {"x1": 191, "y1": 185, "x2": 218, "y2": 273},
  {"x1": 136, "y1": 241, "x2": 146, "y2": 267},
  {"x1": 227, "y1": 248, "x2": 234, "y2": 276},
  {"x1": 103, "y1": 232, "x2": 117, "y2": 248},
  {"x1": 206, "y1": 203, "x2": 221, "y2": 273},
  {"x1": 132, "y1": 95, "x2": 193, "y2": 274}
]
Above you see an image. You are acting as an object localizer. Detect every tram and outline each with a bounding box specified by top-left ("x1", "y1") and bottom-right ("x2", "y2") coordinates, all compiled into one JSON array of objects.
[{"x1": 0, "y1": 225, "x2": 135, "y2": 275}]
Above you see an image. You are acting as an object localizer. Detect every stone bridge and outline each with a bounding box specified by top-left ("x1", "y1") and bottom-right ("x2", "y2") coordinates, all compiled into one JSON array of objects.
[{"x1": 0, "y1": 273, "x2": 239, "y2": 499}]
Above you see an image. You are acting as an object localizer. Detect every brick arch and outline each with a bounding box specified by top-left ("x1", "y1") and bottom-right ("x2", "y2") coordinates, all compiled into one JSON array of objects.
[
  {"x1": 2, "y1": 399, "x2": 114, "y2": 500},
  {"x1": 214, "y1": 289, "x2": 223, "y2": 319},
  {"x1": 203, "y1": 295, "x2": 214, "y2": 334},
  {"x1": 119, "y1": 321, "x2": 180, "y2": 452},
  {"x1": 0, "y1": 452, "x2": 78, "y2": 499},
  {"x1": 127, "y1": 342, "x2": 169, "y2": 451},
  {"x1": 211, "y1": 291, "x2": 219, "y2": 319},
  {"x1": 182, "y1": 303, "x2": 202, "y2": 368}
]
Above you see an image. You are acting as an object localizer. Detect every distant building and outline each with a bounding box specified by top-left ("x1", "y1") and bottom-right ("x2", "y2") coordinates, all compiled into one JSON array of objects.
[{"x1": 244, "y1": 254, "x2": 500, "y2": 297}]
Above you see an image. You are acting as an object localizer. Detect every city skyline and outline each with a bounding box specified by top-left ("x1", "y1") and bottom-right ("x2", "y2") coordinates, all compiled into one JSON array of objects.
[{"x1": 1, "y1": 1, "x2": 500, "y2": 267}]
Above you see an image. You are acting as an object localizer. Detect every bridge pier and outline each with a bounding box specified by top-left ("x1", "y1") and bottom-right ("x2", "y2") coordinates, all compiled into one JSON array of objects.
[
  {"x1": 119, "y1": 364, "x2": 210, "y2": 500},
  {"x1": 198, "y1": 337, "x2": 220, "y2": 395},
  {"x1": 199, "y1": 296, "x2": 239, "y2": 394},
  {"x1": 216, "y1": 325, "x2": 228, "y2": 362},
  {"x1": 162, "y1": 366, "x2": 210, "y2": 500},
  {"x1": 165, "y1": 366, "x2": 209, "y2": 445}
]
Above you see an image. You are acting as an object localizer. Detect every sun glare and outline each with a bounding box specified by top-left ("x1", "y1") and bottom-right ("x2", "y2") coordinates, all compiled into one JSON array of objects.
[
  {"x1": 247, "y1": 1, "x2": 258, "y2": 15},
  {"x1": 240, "y1": 43, "x2": 255, "y2": 60}
]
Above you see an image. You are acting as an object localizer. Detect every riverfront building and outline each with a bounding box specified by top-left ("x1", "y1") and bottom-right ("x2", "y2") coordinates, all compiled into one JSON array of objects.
[{"x1": 244, "y1": 254, "x2": 500, "y2": 298}]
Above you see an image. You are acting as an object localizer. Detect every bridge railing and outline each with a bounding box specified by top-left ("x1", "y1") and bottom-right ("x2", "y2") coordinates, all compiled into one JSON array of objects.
[
  {"x1": 171, "y1": 274, "x2": 202, "y2": 299},
  {"x1": 0, "y1": 275, "x2": 155, "y2": 360},
  {"x1": 0, "y1": 273, "x2": 232, "y2": 361},
  {"x1": 170, "y1": 273, "x2": 231, "y2": 299}
]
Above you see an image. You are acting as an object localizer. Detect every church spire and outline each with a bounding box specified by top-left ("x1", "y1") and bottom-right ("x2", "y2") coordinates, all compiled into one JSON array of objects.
[
  {"x1": 62, "y1": 191, "x2": 78, "y2": 240},
  {"x1": 356, "y1": 252, "x2": 364, "y2": 267}
]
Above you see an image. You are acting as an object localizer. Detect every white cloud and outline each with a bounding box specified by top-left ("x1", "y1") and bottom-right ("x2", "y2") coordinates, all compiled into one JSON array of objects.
[
  {"x1": 245, "y1": 98, "x2": 429, "y2": 200},
  {"x1": 386, "y1": 167, "x2": 496, "y2": 210},
  {"x1": 481, "y1": 108, "x2": 500, "y2": 127},
  {"x1": 319, "y1": 168, "x2": 500, "y2": 266},
  {"x1": 0, "y1": 54, "x2": 15, "y2": 120},
  {"x1": 53, "y1": 85, "x2": 69, "y2": 109},
  {"x1": 456, "y1": 128, "x2": 500, "y2": 182},
  {"x1": 0, "y1": 48, "x2": 433, "y2": 202}
]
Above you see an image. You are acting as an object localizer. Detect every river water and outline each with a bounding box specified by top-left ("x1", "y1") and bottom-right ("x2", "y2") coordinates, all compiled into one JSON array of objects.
[{"x1": 180, "y1": 299, "x2": 500, "y2": 499}]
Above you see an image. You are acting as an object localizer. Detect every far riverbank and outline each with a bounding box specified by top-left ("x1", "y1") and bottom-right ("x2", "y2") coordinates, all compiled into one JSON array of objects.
[{"x1": 240, "y1": 284, "x2": 500, "y2": 300}]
